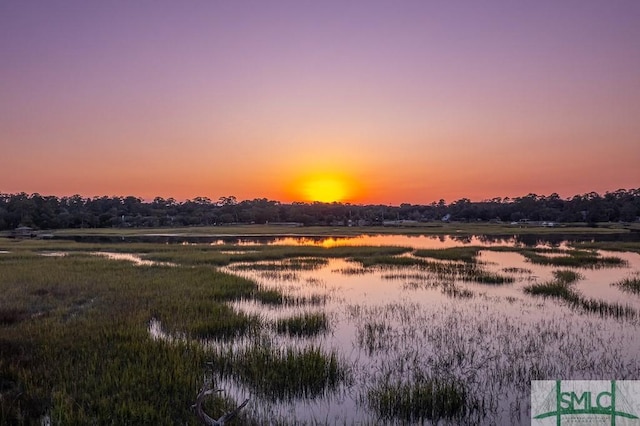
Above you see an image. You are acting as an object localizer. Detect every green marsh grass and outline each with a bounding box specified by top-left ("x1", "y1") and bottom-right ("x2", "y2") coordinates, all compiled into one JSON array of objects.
[
  {"x1": 231, "y1": 257, "x2": 328, "y2": 272},
  {"x1": 419, "y1": 260, "x2": 515, "y2": 285},
  {"x1": 143, "y1": 244, "x2": 414, "y2": 271},
  {"x1": 524, "y1": 280, "x2": 575, "y2": 299},
  {"x1": 520, "y1": 249, "x2": 627, "y2": 268},
  {"x1": 465, "y1": 270, "x2": 515, "y2": 284},
  {"x1": 252, "y1": 287, "x2": 286, "y2": 305},
  {"x1": 414, "y1": 247, "x2": 481, "y2": 263},
  {"x1": 351, "y1": 254, "x2": 425, "y2": 268},
  {"x1": 552, "y1": 269, "x2": 583, "y2": 284},
  {"x1": 380, "y1": 259, "x2": 514, "y2": 285},
  {"x1": 251, "y1": 286, "x2": 327, "y2": 307},
  {"x1": 185, "y1": 304, "x2": 259, "y2": 340},
  {"x1": 213, "y1": 344, "x2": 349, "y2": 401},
  {"x1": 368, "y1": 377, "x2": 468, "y2": 422},
  {"x1": 275, "y1": 312, "x2": 329, "y2": 337},
  {"x1": 524, "y1": 270, "x2": 636, "y2": 319},
  {"x1": 0, "y1": 251, "x2": 263, "y2": 424}
]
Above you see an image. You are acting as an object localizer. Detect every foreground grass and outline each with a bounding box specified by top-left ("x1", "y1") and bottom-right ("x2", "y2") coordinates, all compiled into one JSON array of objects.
[
  {"x1": 367, "y1": 376, "x2": 468, "y2": 423},
  {"x1": 0, "y1": 252, "x2": 265, "y2": 424},
  {"x1": 213, "y1": 343, "x2": 349, "y2": 401}
]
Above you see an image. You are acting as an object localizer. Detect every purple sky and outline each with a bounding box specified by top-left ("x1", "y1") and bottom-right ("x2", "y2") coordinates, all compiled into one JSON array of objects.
[{"x1": 1, "y1": 1, "x2": 639, "y2": 204}]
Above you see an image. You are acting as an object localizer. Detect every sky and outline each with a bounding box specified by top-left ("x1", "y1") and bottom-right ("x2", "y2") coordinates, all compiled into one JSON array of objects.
[{"x1": 1, "y1": 1, "x2": 639, "y2": 205}]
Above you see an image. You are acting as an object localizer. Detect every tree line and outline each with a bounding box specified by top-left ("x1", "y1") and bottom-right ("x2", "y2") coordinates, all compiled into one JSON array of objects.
[{"x1": 0, "y1": 189, "x2": 639, "y2": 231}]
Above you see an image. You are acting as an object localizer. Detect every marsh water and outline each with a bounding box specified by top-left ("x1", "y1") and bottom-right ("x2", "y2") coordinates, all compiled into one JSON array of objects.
[{"x1": 139, "y1": 235, "x2": 640, "y2": 424}]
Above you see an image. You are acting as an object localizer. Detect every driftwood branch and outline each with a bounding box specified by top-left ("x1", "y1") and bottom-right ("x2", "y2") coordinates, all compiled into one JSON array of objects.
[{"x1": 192, "y1": 387, "x2": 249, "y2": 426}]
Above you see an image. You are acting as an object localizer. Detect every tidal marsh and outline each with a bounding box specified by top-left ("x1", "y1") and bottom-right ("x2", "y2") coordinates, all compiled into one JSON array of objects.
[{"x1": 1, "y1": 234, "x2": 640, "y2": 424}]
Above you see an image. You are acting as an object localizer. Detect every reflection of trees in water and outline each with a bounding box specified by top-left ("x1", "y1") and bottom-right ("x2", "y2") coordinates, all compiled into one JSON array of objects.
[
  {"x1": 58, "y1": 233, "x2": 639, "y2": 247},
  {"x1": 450, "y1": 235, "x2": 474, "y2": 244},
  {"x1": 514, "y1": 233, "x2": 639, "y2": 246}
]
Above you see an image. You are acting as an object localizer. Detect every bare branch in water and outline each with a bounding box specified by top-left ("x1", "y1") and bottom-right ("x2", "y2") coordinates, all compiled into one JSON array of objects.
[{"x1": 192, "y1": 387, "x2": 249, "y2": 426}]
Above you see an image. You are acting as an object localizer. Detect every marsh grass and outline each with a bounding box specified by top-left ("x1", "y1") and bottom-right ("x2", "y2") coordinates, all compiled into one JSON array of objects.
[
  {"x1": 614, "y1": 275, "x2": 640, "y2": 295},
  {"x1": 571, "y1": 241, "x2": 640, "y2": 254},
  {"x1": 368, "y1": 377, "x2": 468, "y2": 422},
  {"x1": 250, "y1": 285, "x2": 326, "y2": 307},
  {"x1": 520, "y1": 249, "x2": 627, "y2": 268},
  {"x1": 423, "y1": 261, "x2": 514, "y2": 285},
  {"x1": 524, "y1": 280, "x2": 575, "y2": 299},
  {"x1": 502, "y1": 267, "x2": 532, "y2": 274},
  {"x1": 0, "y1": 251, "x2": 264, "y2": 424},
  {"x1": 380, "y1": 260, "x2": 514, "y2": 285},
  {"x1": 151, "y1": 244, "x2": 415, "y2": 273},
  {"x1": 214, "y1": 344, "x2": 349, "y2": 401},
  {"x1": 252, "y1": 288, "x2": 285, "y2": 305},
  {"x1": 381, "y1": 272, "x2": 431, "y2": 281},
  {"x1": 334, "y1": 267, "x2": 370, "y2": 275},
  {"x1": 275, "y1": 312, "x2": 329, "y2": 337},
  {"x1": 257, "y1": 270, "x2": 300, "y2": 281},
  {"x1": 357, "y1": 321, "x2": 393, "y2": 355},
  {"x1": 352, "y1": 255, "x2": 425, "y2": 268},
  {"x1": 238, "y1": 245, "x2": 412, "y2": 262},
  {"x1": 232, "y1": 257, "x2": 328, "y2": 272},
  {"x1": 186, "y1": 304, "x2": 260, "y2": 340},
  {"x1": 552, "y1": 269, "x2": 583, "y2": 284},
  {"x1": 525, "y1": 271, "x2": 636, "y2": 319},
  {"x1": 576, "y1": 298, "x2": 637, "y2": 319},
  {"x1": 465, "y1": 270, "x2": 515, "y2": 284},
  {"x1": 442, "y1": 284, "x2": 475, "y2": 299},
  {"x1": 414, "y1": 247, "x2": 482, "y2": 263}
]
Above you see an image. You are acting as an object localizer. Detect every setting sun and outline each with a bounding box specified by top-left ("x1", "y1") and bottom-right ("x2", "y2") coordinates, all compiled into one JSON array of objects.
[{"x1": 302, "y1": 176, "x2": 348, "y2": 203}]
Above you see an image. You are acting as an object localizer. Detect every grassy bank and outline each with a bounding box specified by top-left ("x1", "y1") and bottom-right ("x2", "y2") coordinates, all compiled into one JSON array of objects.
[{"x1": 0, "y1": 253, "x2": 242, "y2": 424}]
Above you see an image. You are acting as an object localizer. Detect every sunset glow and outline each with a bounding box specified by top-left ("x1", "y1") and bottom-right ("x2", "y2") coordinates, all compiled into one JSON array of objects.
[
  {"x1": 301, "y1": 176, "x2": 349, "y2": 203},
  {"x1": 285, "y1": 170, "x2": 363, "y2": 203},
  {"x1": 1, "y1": 2, "x2": 639, "y2": 204}
]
